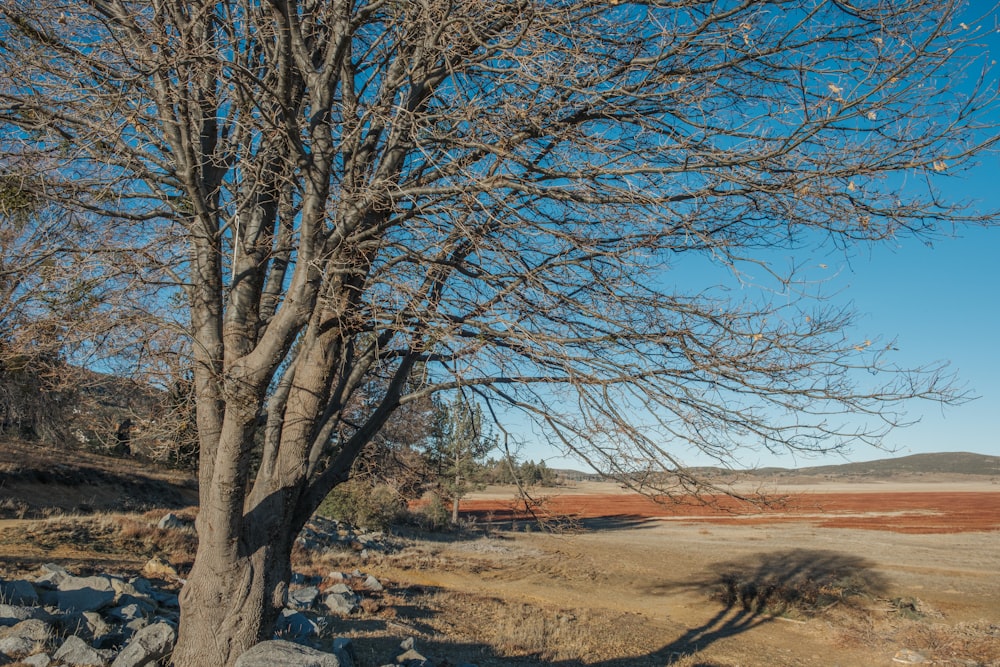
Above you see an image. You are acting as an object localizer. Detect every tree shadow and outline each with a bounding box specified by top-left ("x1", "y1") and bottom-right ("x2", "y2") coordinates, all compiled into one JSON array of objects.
[{"x1": 348, "y1": 549, "x2": 887, "y2": 667}]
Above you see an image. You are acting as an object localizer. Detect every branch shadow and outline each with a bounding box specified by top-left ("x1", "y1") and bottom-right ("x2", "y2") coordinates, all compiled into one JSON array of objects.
[{"x1": 338, "y1": 547, "x2": 886, "y2": 666}]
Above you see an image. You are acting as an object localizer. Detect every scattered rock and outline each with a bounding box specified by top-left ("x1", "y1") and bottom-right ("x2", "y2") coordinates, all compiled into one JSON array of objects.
[
  {"x1": 0, "y1": 633, "x2": 36, "y2": 658},
  {"x1": 157, "y1": 513, "x2": 188, "y2": 530},
  {"x1": 274, "y1": 609, "x2": 319, "y2": 639},
  {"x1": 234, "y1": 639, "x2": 346, "y2": 667},
  {"x1": 362, "y1": 575, "x2": 383, "y2": 592},
  {"x1": 110, "y1": 620, "x2": 176, "y2": 667},
  {"x1": 52, "y1": 635, "x2": 113, "y2": 666},
  {"x1": 0, "y1": 579, "x2": 39, "y2": 606},
  {"x1": 141, "y1": 557, "x2": 179, "y2": 581},
  {"x1": 22, "y1": 653, "x2": 53, "y2": 666},
  {"x1": 893, "y1": 648, "x2": 929, "y2": 664},
  {"x1": 287, "y1": 586, "x2": 320, "y2": 610},
  {"x1": 53, "y1": 575, "x2": 117, "y2": 613},
  {"x1": 323, "y1": 592, "x2": 358, "y2": 616}
]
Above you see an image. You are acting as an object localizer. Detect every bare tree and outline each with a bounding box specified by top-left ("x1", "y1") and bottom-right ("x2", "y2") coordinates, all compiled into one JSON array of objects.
[{"x1": 1, "y1": 0, "x2": 997, "y2": 663}]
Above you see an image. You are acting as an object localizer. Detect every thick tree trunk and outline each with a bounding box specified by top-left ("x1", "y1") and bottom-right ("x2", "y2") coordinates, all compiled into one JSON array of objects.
[{"x1": 172, "y1": 531, "x2": 294, "y2": 667}]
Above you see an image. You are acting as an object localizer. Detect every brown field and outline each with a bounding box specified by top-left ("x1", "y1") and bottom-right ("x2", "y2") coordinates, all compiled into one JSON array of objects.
[
  {"x1": 1, "y1": 445, "x2": 998, "y2": 666},
  {"x1": 460, "y1": 488, "x2": 1000, "y2": 533}
]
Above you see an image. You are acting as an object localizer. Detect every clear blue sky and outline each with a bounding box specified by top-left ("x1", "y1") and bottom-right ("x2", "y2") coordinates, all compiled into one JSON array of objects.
[{"x1": 520, "y1": 2, "x2": 1000, "y2": 471}]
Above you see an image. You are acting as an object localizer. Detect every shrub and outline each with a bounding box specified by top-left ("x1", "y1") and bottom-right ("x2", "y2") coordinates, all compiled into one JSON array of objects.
[{"x1": 317, "y1": 480, "x2": 404, "y2": 531}]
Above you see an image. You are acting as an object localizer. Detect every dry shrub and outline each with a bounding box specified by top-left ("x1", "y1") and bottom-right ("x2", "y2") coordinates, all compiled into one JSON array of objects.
[{"x1": 892, "y1": 620, "x2": 1000, "y2": 665}]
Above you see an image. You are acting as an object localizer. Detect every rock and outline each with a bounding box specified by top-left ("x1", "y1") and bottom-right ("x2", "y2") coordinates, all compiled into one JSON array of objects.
[
  {"x1": 141, "y1": 557, "x2": 178, "y2": 581},
  {"x1": 22, "y1": 653, "x2": 53, "y2": 667},
  {"x1": 287, "y1": 586, "x2": 320, "y2": 610},
  {"x1": 233, "y1": 640, "x2": 346, "y2": 667},
  {"x1": 395, "y1": 647, "x2": 432, "y2": 666},
  {"x1": 157, "y1": 513, "x2": 187, "y2": 530},
  {"x1": 322, "y1": 592, "x2": 357, "y2": 615},
  {"x1": 0, "y1": 618, "x2": 52, "y2": 643},
  {"x1": 331, "y1": 638, "x2": 355, "y2": 667},
  {"x1": 54, "y1": 575, "x2": 117, "y2": 613},
  {"x1": 107, "y1": 603, "x2": 145, "y2": 623},
  {"x1": 61, "y1": 611, "x2": 112, "y2": 643},
  {"x1": 274, "y1": 609, "x2": 318, "y2": 639},
  {"x1": 34, "y1": 564, "x2": 70, "y2": 588},
  {"x1": 111, "y1": 620, "x2": 176, "y2": 667},
  {"x1": 362, "y1": 575, "x2": 383, "y2": 592},
  {"x1": 52, "y1": 635, "x2": 113, "y2": 666},
  {"x1": 0, "y1": 604, "x2": 39, "y2": 627},
  {"x1": 893, "y1": 648, "x2": 929, "y2": 664},
  {"x1": 0, "y1": 633, "x2": 36, "y2": 658},
  {"x1": 0, "y1": 579, "x2": 39, "y2": 606},
  {"x1": 328, "y1": 583, "x2": 352, "y2": 595}
]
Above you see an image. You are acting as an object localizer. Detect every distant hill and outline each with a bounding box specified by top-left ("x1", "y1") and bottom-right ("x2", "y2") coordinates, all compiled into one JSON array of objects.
[
  {"x1": 556, "y1": 452, "x2": 1000, "y2": 481},
  {"x1": 760, "y1": 452, "x2": 1000, "y2": 478}
]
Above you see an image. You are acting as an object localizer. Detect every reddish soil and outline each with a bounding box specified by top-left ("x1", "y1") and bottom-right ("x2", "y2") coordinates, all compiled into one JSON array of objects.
[{"x1": 462, "y1": 491, "x2": 1000, "y2": 534}]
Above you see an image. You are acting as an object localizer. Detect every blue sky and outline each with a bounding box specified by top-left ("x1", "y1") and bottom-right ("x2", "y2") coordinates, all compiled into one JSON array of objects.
[{"x1": 518, "y1": 2, "x2": 1000, "y2": 471}]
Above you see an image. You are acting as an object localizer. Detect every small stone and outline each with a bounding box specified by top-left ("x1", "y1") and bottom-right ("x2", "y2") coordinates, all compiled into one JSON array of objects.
[
  {"x1": 362, "y1": 575, "x2": 383, "y2": 592},
  {"x1": 322, "y1": 592, "x2": 357, "y2": 615},
  {"x1": 233, "y1": 639, "x2": 345, "y2": 667},
  {"x1": 274, "y1": 609, "x2": 318, "y2": 639},
  {"x1": 157, "y1": 513, "x2": 187, "y2": 530},
  {"x1": 893, "y1": 648, "x2": 929, "y2": 664}
]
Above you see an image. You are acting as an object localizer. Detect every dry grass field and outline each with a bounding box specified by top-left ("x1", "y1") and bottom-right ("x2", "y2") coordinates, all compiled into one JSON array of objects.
[{"x1": 1, "y1": 441, "x2": 998, "y2": 666}]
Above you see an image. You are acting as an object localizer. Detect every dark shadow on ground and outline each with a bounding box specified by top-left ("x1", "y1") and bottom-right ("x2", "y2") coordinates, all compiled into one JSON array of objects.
[{"x1": 330, "y1": 548, "x2": 886, "y2": 666}]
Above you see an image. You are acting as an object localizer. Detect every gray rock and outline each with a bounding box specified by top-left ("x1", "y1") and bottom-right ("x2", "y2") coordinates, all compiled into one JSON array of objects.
[
  {"x1": 362, "y1": 575, "x2": 383, "y2": 592},
  {"x1": 0, "y1": 604, "x2": 46, "y2": 627},
  {"x1": 234, "y1": 640, "x2": 345, "y2": 667},
  {"x1": 22, "y1": 653, "x2": 52, "y2": 667},
  {"x1": 0, "y1": 579, "x2": 39, "y2": 606},
  {"x1": 52, "y1": 635, "x2": 112, "y2": 666},
  {"x1": 55, "y1": 576, "x2": 116, "y2": 612},
  {"x1": 110, "y1": 620, "x2": 176, "y2": 667},
  {"x1": 34, "y1": 564, "x2": 70, "y2": 588},
  {"x1": 322, "y1": 592, "x2": 357, "y2": 615},
  {"x1": 287, "y1": 586, "x2": 320, "y2": 610},
  {"x1": 274, "y1": 609, "x2": 318, "y2": 639},
  {"x1": 328, "y1": 583, "x2": 352, "y2": 595},
  {"x1": 156, "y1": 513, "x2": 187, "y2": 530},
  {"x1": 0, "y1": 633, "x2": 36, "y2": 658},
  {"x1": 107, "y1": 603, "x2": 145, "y2": 623},
  {"x1": 1, "y1": 618, "x2": 52, "y2": 643},
  {"x1": 22, "y1": 653, "x2": 52, "y2": 666},
  {"x1": 61, "y1": 611, "x2": 112, "y2": 643}
]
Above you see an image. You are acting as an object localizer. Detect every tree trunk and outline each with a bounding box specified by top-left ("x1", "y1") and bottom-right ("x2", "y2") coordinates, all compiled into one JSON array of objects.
[
  {"x1": 451, "y1": 495, "x2": 459, "y2": 525},
  {"x1": 173, "y1": 449, "x2": 306, "y2": 667}
]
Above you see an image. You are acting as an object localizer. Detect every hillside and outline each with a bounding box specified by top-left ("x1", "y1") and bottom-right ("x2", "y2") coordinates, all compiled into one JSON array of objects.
[{"x1": 754, "y1": 451, "x2": 1000, "y2": 478}]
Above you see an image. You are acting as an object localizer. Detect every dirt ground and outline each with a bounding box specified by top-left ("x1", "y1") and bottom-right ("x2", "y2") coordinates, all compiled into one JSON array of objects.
[
  {"x1": 1, "y1": 445, "x2": 998, "y2": 666},
  {"x1": 356, "y1": 482, "x2": 999, "y2": 666}
]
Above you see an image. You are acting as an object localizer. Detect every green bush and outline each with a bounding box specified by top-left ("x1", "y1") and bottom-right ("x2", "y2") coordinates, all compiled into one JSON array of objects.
[
  {"x1": 417, "y1": 491, "x2": 451, "y2": 531},
  {"x1": 317, "y1": 480, "x2": 404, "y2": 531}
]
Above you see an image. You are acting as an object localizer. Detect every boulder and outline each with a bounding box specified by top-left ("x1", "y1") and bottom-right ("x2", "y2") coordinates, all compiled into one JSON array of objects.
[
  {"x1": 53, "y1": 575, "x2": 117, "y2": 613},
  {"x1": 52, "y1": 635, "x2": 113, "y2": 666},
  {"x1": 0, "y1": 633, "x2": 36, "y2": 658},
  {"x1": 0, "y1": 604, "x2": 39, "y2": 627},
  {"x1": 287, "y1": 586, "x2": 320, "y2": 610},
  {"x1": 322, "y1": 592, "x2": 357, "y2": 615},
  {"x1": 0, "y1": 618, "x2": 52, "y2": 643},
  {"x1": 362, "y1": 575, "x2": 383, "y2": 592},
  {"x1": 21, "y1": 653, "x2": 53, "y2": 666},
  {"x1": 234, "y1": 640, "x2": 346, "y2": 667},
  {"x1": 110, "y1": 620, "x2": 176, "y2": 667},
  {"x1": 0, "y1": 579, "x2": 39, "y2": 606},
  {"x1": 274, "y1": 609, "x2": 318, "y2": 639}
]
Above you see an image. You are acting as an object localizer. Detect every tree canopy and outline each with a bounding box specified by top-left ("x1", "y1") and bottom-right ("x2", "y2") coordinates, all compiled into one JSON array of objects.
[{"x1": 1, "y1": 0, "x2": 997, "y2": 663}]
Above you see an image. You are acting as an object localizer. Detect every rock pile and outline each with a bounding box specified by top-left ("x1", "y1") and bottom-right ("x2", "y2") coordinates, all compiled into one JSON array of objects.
[{"x1": 0, "y1": 517, "x2": 473, "y2": 667}]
